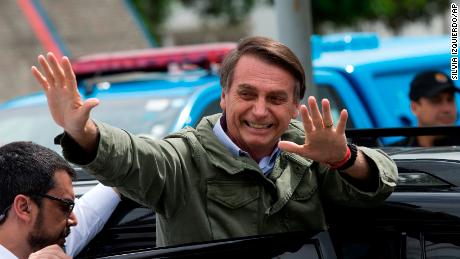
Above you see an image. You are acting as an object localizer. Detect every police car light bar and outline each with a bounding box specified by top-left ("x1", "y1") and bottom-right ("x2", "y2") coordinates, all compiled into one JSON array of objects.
[
  {"x1": 311, "y1": 33, "x2": 380, "y2": 59},
  {"x1": 72, "y1": 42, "x2": 237, "y2": 77}
]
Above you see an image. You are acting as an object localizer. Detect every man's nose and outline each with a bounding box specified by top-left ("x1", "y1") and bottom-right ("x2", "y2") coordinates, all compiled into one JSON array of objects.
[
  {"x1": 67, "y1": 211, "x2": 78, "y2": 227},
  {"x1": 440, "y1": 100, "x2": 456, "y2": 113},
  {"x1": 253, "y1": 98, "x2": 268, "y2": 116}
]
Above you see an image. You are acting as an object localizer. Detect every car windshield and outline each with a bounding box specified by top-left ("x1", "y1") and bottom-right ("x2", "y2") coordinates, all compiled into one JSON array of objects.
[{"x1": 0, "y1": 95, "x2": 187, "y2": 153}]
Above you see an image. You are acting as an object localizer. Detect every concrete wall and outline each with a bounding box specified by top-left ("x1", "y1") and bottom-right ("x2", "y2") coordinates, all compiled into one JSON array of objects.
[
  {"x1": 0, "y1": 0, "x2": 150, "y2": 102},
  {"x1": 0, "y1": 1, "x2": 43, "y2": 100}
]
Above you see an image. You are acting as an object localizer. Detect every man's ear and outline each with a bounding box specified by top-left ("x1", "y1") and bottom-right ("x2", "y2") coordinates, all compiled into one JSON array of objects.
[
  {"x1": 12, "y1": 195, "x2": 33, "y2": 222},
  {"x1": 220, "y1": 90, "x2": 226, "y2": 111},
  {"x1": 410, "y1": 100, "x2": 419, "y2": 115}
]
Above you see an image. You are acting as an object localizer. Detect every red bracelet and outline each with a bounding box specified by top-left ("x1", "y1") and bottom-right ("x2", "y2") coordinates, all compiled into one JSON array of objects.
[{"x1": 328, "y1": 146, "x2": 351, "y2": 169}]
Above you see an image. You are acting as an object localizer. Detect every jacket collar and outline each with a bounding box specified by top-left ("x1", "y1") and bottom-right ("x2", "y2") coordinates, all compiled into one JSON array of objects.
[{"x1": 194, "y1": 114, "x2": 312, "y2": 175}]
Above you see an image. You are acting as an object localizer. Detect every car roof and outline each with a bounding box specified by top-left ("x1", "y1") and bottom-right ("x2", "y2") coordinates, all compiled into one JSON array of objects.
[
  {"x1": 0, "y1": 71, "x2": 220, "y2": 109},
  {"x1": 314, "y1": 35, "x2": 449, "y2": 69},
  {"x1": 2, "y1": 42, "x2": 233, "y2": 109},
  {"x1": 72, "y1": 42, "x2": 235, "y2": 79}
]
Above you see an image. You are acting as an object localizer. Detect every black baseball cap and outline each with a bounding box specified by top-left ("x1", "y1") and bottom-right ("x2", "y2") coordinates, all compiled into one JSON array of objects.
[{"x1": 409, "y1": 71, "x2": 460, "y2": 101}]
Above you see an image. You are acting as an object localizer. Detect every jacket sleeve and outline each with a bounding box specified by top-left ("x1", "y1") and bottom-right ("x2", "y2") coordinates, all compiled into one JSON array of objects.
[
  {"x1": 317, "y1": 146, "x2": 398, "y2": 207},
  {"x1": 61, "y1": 121, "x2": 190, "y2": 215}
]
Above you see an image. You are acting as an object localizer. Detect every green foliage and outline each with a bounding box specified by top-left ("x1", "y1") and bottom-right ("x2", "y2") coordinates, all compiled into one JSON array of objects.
[
  {"x1": 312, "y1": 0, "x2": 451, "y2": 33},
  {"x1": 130, "y1": 0, "x2": 452, "y2": 43},
  {"x1": 130, "y1": 0, "x2": 174, "y2": 43},
  {"x1": 130, "y1": 0, "x2": 270, "y2": 44},
  {"x1": 312, "y1": 0, "x2": 372, "y2": 27},
  {"x1": 181, "y1": 0, "x2": 258, "y2": 24}
]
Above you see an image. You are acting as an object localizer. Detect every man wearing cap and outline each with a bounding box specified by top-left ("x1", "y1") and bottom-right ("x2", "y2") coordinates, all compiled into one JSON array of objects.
[{"x1": 394, "y1": 71, "x2": 460, "y2": 146}]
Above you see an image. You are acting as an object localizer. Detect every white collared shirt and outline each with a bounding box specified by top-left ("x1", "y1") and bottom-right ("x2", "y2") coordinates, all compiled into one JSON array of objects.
[
  {"x1": 212, "y1": 117, "x2": 280, "y2": 176},
  {"x1": 0, "y1": 244, "x2": 18, "y2": 259},
  {"x1": 66, "y1": 183, "x2": 121, "y2": 256}
]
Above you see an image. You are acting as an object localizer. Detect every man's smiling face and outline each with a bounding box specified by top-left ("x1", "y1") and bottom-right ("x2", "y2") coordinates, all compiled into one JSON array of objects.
[
  {"x1": 220, "y1": 54, "x2": 299, "y2": 161},
  {"x1": 411, "y1": 91, "x2": 458, "y2": 127}
]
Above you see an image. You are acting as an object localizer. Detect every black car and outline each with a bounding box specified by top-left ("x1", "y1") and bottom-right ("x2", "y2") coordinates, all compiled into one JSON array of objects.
[
  {"x1": 1, "y1": 41, "x2": 457, "y2": 258},
  {"x1": 74, "y1": 127, "x2": 460, "y2": 259}
]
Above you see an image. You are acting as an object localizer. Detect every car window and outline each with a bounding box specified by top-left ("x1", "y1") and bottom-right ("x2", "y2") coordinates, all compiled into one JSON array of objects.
[
  {"x1": 317, "y1": 85, "x2": 354, "y2": 128},
  {"x1": 0, "y1": 105, "x2": 62, "y2": 152},
  {"x1": 397, "y1": 171, "x2": 450, "y2": 188},
  {"x1": 91, "y1": 95, "x2": 188, "y2": 139},
  {"x1": 192, "y1": 98, "x2": 222, "y2": 127},
  {"x1": 0, "y1": 95, "x2": 188, "y2": 151},
  {"x1": 393, "y1": 159, "x2": 460, "y2": 191},
  {"x1": 372, "y1": 67, "x2": 458, "y2": 127}
]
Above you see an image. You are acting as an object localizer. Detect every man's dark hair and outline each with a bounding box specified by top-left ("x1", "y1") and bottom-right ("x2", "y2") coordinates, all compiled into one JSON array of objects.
[
  {"x1": 0, "y1": 142, "x2": 75, "y2": 222},
  {"x1": 220, "y1": 36, "x2": 306, "y2": 101}
]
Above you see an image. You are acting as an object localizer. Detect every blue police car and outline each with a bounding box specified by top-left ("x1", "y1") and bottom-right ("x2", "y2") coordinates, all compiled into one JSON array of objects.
[
  {"x1": 313, "y1": 33, "x2": 458, "y2": 128},
  {"x1": 0, "y1": 34, "x2": 457, "y2": 154},
  {"x1": 0, "y1": 44, "x2": 233, "y2": 155},
  {"x1": 1, "y1": 35, "x2": 460, "y2": 258}
]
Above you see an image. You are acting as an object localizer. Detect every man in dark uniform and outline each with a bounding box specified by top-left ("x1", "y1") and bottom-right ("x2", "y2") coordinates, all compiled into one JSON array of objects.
[{"x1": 393, "y1": 71, "x2": 460, "y2": 147}]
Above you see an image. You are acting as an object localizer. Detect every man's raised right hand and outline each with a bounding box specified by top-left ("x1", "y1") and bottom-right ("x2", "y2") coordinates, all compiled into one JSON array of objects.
[{"x1": 31, "y1": 52, "x2": 99, "y2": 152}]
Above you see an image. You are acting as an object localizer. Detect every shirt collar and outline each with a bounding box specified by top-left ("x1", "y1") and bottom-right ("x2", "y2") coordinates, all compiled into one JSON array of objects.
[
  {"x1": 213, "y1": 116, "x2": 280, "y2": 175},
  {"x1": 0, "y1": 244, "x2": 18, "y2": 259},
  {"x1": 213, "y1": 116, "x2": 243, "y2": 157}
]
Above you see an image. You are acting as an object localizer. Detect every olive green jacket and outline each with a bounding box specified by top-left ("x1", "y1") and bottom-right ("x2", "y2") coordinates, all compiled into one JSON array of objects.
[{"x1": 61, "y1": 114, "x2": 397, "y2": 247}]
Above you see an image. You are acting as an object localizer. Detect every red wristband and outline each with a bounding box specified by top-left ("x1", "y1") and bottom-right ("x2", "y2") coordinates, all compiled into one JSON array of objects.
[{"x1": 328, "y1": 146, "x2": 351, "y2": 169}]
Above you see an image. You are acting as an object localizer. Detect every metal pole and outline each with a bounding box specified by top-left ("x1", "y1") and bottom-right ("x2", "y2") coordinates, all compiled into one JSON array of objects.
[{"x1": 274, "y1": 0, "x2": 317, "y2": 102}]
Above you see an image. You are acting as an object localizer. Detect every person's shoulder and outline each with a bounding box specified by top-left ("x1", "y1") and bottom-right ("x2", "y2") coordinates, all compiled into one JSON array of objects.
[
  {"x1": 163, "y1": 115, "x2": 217, "y2": 152},
  {"x1": 165, "y1": 127, "x2": 198, "y2": 141},
  {"x1": 281, "y1": 119, "x2": 305, "y2": 145},
  {"x1": 161, "y1": 128, "x2": 200, "y2": 158},
  {"x1": 289, "y1": 119, "x2": 304, "y2": 132}
]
